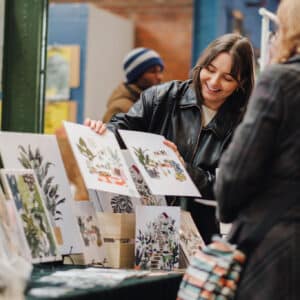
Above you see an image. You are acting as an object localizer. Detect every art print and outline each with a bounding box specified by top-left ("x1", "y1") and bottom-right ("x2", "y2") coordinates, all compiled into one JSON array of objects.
[
  {"x1": 73, "y1": 201, "x2": 107, "y2": 265},
  {"x1": 1, "y1": 169, "x2": 59, "y2": 263},
  {"x1": 64, "y1": 121, "x2": 139, "y2": 197},
  {"x1": 180, "y1": 211, "x2": 205, "y2": 265},
  {"x1": 119, "y1": 130, "x2": 201, "y2": 197},
  {"x1": 46, "y1": 46, "x2": 71, "y2": 100},
  {"x1": 93, "y1": 151, "x2": 166, "y2": 213},
  {"x1": 0, "y1": 186, "x2": 32, "y2": 261},
  {"x1": 135, "y1": 206, "x2": 180, "y2": 271},
  {"x1": 0, "y1": 132, "x2": 84, "y2": 255}
]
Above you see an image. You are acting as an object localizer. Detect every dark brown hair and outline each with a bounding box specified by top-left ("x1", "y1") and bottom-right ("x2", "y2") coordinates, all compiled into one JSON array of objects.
[{"x1": 192, "y1": 33, "x2": 255, "y2": 111}]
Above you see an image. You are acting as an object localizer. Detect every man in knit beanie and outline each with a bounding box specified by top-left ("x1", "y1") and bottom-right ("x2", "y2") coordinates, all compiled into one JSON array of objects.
[{"x1": 102, "y1": 47, "x2": 164, "y2": 122}]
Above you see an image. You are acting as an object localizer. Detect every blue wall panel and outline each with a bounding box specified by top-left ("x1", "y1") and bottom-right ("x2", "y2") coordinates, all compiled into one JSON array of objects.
[
  {"x1": 192, "y1": 0, "x2": 279, "y2": 68},
  {"x1": 48, "y1": 4, "x2": 89, "y2": 123}
]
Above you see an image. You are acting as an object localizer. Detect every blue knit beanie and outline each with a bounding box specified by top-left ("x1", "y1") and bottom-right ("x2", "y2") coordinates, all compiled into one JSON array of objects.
[{"x1": 123, "y1": 47, "x2": 164, "y2": 83}]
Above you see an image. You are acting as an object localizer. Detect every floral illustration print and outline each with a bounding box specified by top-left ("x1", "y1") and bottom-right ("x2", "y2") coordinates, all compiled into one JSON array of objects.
[
  {"x1": 77, "y1": 137, "x2": 128, "y2": 186},
  {"x1": 5, "y1": 173, "x2": 57, "y2": 260},
  {"x1": 133, "y1": 147, "x2": 186, "y2": 181},
  {"x1": 110, "y1": 195, "x2": 133, "y2": 213},
  {"x1": 77, "y1": 215, "x2": 102, "y2": 248},
  {"x1": 129, "y1": 164, "x2": 165, "y2": 206},
  {"x1": 18, "y1": 145, "x2": 66, "y2": 221},
  {"x1": 135, "y1": 212, "x2": 179, "y2": 271}
]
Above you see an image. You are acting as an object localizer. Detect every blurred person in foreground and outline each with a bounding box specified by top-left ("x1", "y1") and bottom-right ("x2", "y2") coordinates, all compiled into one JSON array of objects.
[
  {"x1": 86, "y1": 33, "x2": 255, "y2": 243},
  {"x1": 215, "y1": 0, "x2": 300, "y2": 299},
  {"x1": 102, "y1": 47, "x2": 164, "y2": 122}
]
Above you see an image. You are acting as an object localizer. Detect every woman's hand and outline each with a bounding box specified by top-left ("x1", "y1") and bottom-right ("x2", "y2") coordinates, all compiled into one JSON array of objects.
[
  {"x1": 84, "y1": 118, "x2": 107, "y2": 135},
  {"x1": 163, "y1": 140, "x2": 185, "y2": 166}
]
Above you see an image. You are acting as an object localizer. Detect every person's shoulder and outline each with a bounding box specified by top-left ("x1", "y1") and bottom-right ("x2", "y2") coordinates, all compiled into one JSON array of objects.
[
  {"x1": 144, "y1": 80, "x2": 191, "y2": 98},
  {"x1": 260, "y1": 57, "x2": 300, "y2": 83}
]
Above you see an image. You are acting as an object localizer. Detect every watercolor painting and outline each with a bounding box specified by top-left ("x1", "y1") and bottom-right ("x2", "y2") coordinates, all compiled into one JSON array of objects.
[
  {"x1": 46, "y1": 46, "x2": 71, "y2": 100},
  {"x1": 119, "y1": 130, "x2": 201, "y2": 197},
  {"x1": 0, "y1": 132, "x2": 84, "y2": 255},
  {"x1": 180, "y1": 211, "x2": 205, "y2": 266},
  {"x1": 74, "y1": 201, "x2": 107, "y2": 265},
  {"x1": 135, "y1": 206, "x2": 180, "y2": 271},
  {"x1": 63, "y1": 121, "x2": 139, "y2": 197},
  {"x1": 0, "y1": 185, "x2": 32, "y2": 261},
  {"x1": 1, "y1": 169, "x2": 59, "y2": 263},
  {"x1": 90, "y1": 151, "x2": 166, "y2": 213}
]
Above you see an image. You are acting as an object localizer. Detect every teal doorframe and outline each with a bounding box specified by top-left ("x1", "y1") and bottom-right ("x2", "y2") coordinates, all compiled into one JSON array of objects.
[{"x1": 2, "y1": 0, "x2": 48, "y2": 133}]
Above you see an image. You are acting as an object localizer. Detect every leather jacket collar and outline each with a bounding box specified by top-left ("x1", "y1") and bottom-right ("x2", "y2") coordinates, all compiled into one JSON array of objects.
[{"x1": 178, "y1": 80, "x2": 241, "y2": 139}]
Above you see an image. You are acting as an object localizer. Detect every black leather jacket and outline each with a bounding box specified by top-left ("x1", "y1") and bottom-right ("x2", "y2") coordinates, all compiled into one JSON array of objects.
[{"x1": 107, "y1": 80, "x2": 243, "y2": 200}]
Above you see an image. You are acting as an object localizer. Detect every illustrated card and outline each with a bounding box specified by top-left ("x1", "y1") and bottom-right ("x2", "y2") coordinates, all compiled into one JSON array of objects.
[
  {"x1": 0, "y1": 185, "x2": 32, "y2": 261},
  {"x1": 135, "y1": 205, "x2": 180, "y2": 271},
  {"x1": 180, "y1": 210, "x2": 205, "y2": 265},
  {"x1": 119, "y1": 130, "x2": 201, "y2": 197},
  {"x1": 92, "y1": 151, "x2": 166, "y2": 213},
  {"x1": 73, "y1": 201, "x2": 107, "y2": 265},
  {"x1": 1, "y1": 169, "x2": 59, "y2": 263},
  {"x1": 63, "y1": 121, "x2": 139, "y2": 197},
  {"x1": 0, "y1": 132, "x2": 84, "y2": 255}
]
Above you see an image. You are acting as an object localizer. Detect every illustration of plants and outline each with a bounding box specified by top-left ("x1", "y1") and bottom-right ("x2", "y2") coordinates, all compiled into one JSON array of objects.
[
  {"x1": 6, "y1": 173, "x2": 57, "y2": 259},
  {"x1": 77, "y1": 215, "x2": 102, "y2": 247},
  {"x1": 76, "y1": 137, "x2": 127, "y2": 185},
  {"x1": 110, "y1": 195, "x2": 133, "y2": 213},
  {"x1": 135, "y1": 212, "x2": 179, "y2": 270},
  {"x1": 17, "y1": 145, "x2": 66, "y2": 221},
  {"x1": 130, "y1": 165, "x2": 164, "y2": 205},
  {"x1": 133, "y1": 147, "x2": 160, "y2": 178}
]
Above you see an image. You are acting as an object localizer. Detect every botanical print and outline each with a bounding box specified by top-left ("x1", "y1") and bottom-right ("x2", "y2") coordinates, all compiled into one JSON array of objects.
[
  {"x1": 180, "y1": 211, "x2": 205, "y2": 265},
  {"x1": 110, "y1": 194, "x2": 133, "y2": 213},
  {"x1": 135, "y1": 206, "x2": 180, "y2": 271},
  {"x1": 125, "y1": 150, "x2": 166, "y2": 206},
  {"x1": 64, "y1": 121, "x2": 139, "y2": 197},
  {"x1": 0, "y1": 132, "x2": 84, "y2": 255},
  {"x1": 91, "y1": 151, "x2": 166, "y2": 213},
  {"x1": 0, "y1": 187, "x2": 32, "y2": 261},
  {"x1": 77, "y1": 137, "x2": 127, "y2": 186},
  {"x1": 119, "y1": 130, "x2": 201, "y2": 197},
  {"x1": 1, "y1": 169, "x2": 59, "y2": 263},
  {"x1": 46, "y1": 46, "x2": 71, "y2": 100},
  {"x1": 74, "y1": 201, "x2": 107, "y2": 265},
  {"x1": 17, "y1": 144, "x2": 65, "y2": 222},
  {"x1": 133, "y1": 147, "x2": 186, "y2": 181}
]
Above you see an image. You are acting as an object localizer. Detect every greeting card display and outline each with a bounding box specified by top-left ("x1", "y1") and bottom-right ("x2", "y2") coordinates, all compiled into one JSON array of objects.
[
  {"x1": 1, "y1": 169, "x2": 59, "y2": 263},
  {"x1": 63, "y1": 121, "x2": 139, "y2": 198},
  {"x1": 0, "y1": 132, "x2": 84, "y2": 255},
  {"x1": 118, "y1": 130, "x2": 201, "y2": 197},
  {"x1": 135, "y1": 205, "x2": 180, "y2": 271}
]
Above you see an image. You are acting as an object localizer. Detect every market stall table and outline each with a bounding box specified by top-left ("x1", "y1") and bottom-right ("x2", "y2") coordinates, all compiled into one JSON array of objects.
[{"x1": 26, "y1": 264, "x2": 183, "y2": 300}]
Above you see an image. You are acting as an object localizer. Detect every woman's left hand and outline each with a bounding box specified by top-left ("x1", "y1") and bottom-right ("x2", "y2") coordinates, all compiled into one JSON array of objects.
[{"x1": 163, "y1": 140, "x2": 185, "y2": 166}]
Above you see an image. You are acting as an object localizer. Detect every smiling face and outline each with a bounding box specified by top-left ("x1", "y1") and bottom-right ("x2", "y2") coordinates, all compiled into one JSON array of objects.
[{"x1": 199, "y1": 52, "x2": 239, "y2": 110}]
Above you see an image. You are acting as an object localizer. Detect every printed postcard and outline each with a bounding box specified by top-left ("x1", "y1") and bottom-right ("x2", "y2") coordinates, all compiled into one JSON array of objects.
[
  {"x1": 1, "y1": 169, "x2": 60, "y2": 263},
  {"x1": 135, "y1": 205, "x2": 180, "y2": 271},
  {"x1": 119, "y1": 130, "x2": 201, "y2": 197},
  {"x1": 0, "y1": 185, "x2": 32, "y2": 261},
  {"x1": 73, "y1": 201, "x2": 107, "y2": 265},
  {"x1": 93, "y1": 150, "x2": 166, "y2": 213},
  {"x1": 63, "y1": 121, "x2": 139, "y2": 197}
]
